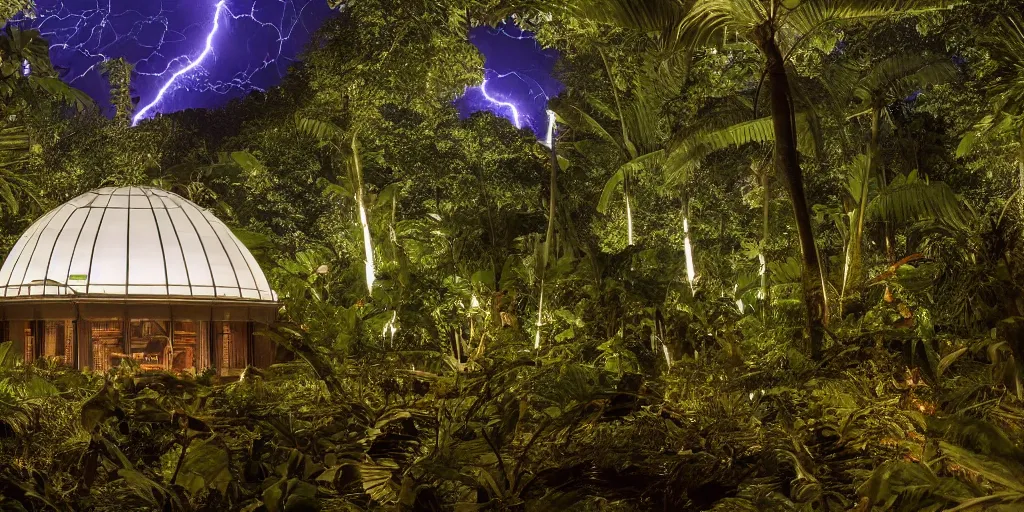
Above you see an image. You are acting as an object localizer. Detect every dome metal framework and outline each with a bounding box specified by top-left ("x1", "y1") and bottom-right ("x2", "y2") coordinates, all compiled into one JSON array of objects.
[
  {"x1": 0, "y1": 186, "x2": 276, "y2": 301},
  {"x1": 0, "y1": 187, "x2": 279, "y2": 375}
]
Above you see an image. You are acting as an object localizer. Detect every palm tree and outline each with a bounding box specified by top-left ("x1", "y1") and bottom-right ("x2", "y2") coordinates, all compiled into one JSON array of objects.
[
  {"x1": 665, "y1": 109, "x2": 820, "y2": 308},
  {"x1": 568, "y1": 55, "x2": 666, "y2": 248}
]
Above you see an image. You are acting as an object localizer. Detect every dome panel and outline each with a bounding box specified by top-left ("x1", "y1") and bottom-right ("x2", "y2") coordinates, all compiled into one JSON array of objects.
[
  {"x1": 108, "y1": 194, "x2": 129, "y2": 208},
  {"x1": 182, "y1": 204, "x2": 238, "y2": 294},
  {"x1": 3, "y1": 209, "x2": 58, "y2": 295},
  {"x1": 210, "y1": 218, "x2": 258, "y2": 292},
  {"x1": 167, "y1": 207, "x2": 214, "y2": 289},
  {"x1": 45, "y1": 208, "x2": 89, "y2": 285},
  {"x1": 152, "y1": 209, "x2": 190, "y2": 287},
  {"x1": 0, "y1": 187, "x2": 277, "y2": 302},
  {"x1": 89, "y1": 208, "x2": 128, "y2": 293},
  {"x1": 65, "y1": 208, "x2": 104, "y2": 292},
  {"x1": 127, "y1": 208, "x2": 167, "y2": 288}
]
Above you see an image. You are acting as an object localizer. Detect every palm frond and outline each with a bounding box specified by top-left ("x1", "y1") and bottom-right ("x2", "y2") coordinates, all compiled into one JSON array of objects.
[
  {"x1": 29, "y1": 77, "x2": 94, "y2": 111},
  {"x1": 866, "y1": 170, "x2": 970, "y2": 229},
  {"x1": 665, "y1": 116, "x2": 773, "y2": 185},
  {"x1": 0, "y1": 125, "x2": 29, "y2": 153},
  {"x1": 678, "y1": 0, "x2": 766, "y2": 48},
  {"x1": 621, "y1": 95, "x2": 664, "y2": 155},
  {"x1": 956, "y1": 114, "x2": 1015, "y2": 157},
  {"x1": 571, "y1": 0, "x2": 688, "y2": 35},
  {"x1": 985, "y1": 14, "x2": 1024, "y2": 117},
  {"x1": 855, "y1": 54, "x2": 957, "y2": 106},
  {"x1": 597, "y1": 149, "x2": 664, "y2": 214},
  {"x1": 665, "y1": 112, "x2": 818, "y2": 185},
  {"x1": 564, "y1": 106, "x2": 619, "y2": 148},
  {"x1": 295, "y1": 116, "x2": 346, "y2": 145},
  {"x1": 787, "y1": 0, "x2": 958, "y2": 36}
]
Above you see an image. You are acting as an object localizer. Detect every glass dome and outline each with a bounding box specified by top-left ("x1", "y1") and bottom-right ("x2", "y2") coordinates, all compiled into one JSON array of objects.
[{"x1": 0, "y1": 186, "x2": 277, "y2": 302}]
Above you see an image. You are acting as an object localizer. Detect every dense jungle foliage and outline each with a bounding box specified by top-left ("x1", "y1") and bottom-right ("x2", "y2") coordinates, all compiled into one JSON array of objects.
[{"x1": 3, "y1": 0, "x2": 1024, "y2": 510}]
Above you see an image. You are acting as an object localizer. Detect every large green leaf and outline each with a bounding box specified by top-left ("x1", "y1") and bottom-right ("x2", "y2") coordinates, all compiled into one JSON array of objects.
[
  {"x1": 597, "y1": 150, "x2": 664, "y2": 214},
  {"x1": 80, "y1": 381, "x2": 119, "y2": 433},
  {"x1": 174, "y1": 437, "x2": 232, "y2": 495},
  {"x1": 866, "y1": 171, "x2": 970, "y2": 229},
  {"x1": 28, "y1": 77, "x2": 94, "y2": 111},
  {"x1": 566, "y1": 106, "x2": 619, "y2": 148},
  {"x1": 939, "y1": 442, "x2": 1024, "y2": 493},
  {"x1": 787, "y1": 0, "x2": 958, "y2": 36},
  {"x1": 0, "y1": 340, "x2": 16, "y2": 369},
  {"x1": 295, "y1": 116, "x2": 345, "y2": 144}
]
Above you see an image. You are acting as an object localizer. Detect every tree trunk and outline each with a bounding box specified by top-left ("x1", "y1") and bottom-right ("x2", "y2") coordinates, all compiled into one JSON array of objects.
[
  {"x1": 624, "y1": 174, "x2": 635, "y2": 246},
  {"x1": 1018, "y1": 126, "x2": 1024, "y2": 224},
  {"x1": 755, "y1": 24, "x2": 828, "y2": 358},
  {"x1": 870, "y1": 106, "x2": 896, "y2": 264}
]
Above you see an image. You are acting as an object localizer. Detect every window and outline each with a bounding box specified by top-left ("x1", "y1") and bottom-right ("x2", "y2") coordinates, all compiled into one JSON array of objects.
[
  {"x1": 170, "y1": 321, "x2": 212, "y2": 374},
  {"x1": 22, "y1": 320, "x2": 74, "y2": 365},
  {"x1": 90, "y1": 319, "x2": 125, "y2": 372},
  {"x1": 214, "y1": 321, "x2": 249, "y2": 376},
  {"x1": 129, "y1": 320, "x2": 170, "y2": 371}
]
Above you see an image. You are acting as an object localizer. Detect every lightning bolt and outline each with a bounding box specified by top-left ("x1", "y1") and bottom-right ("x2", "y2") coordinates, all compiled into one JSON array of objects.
[
  {"x1": 133, "y1": 1, "x2": 227, "y2": 125},
  {"x1": 22, "y1": 0, "x2": 330, "y2": 120},
  {"x1": 487, "y1": 26, "x2": 533, "y2": 41},
  {"x1": 462, "y1": 20, "x2": 560, "y2": 145},
  {"x1": 477, "y1": 75, "x2": 522, "y2": 129},
  {"x1": 471, "y1": 69, "x2": 556, "y2": 144}
]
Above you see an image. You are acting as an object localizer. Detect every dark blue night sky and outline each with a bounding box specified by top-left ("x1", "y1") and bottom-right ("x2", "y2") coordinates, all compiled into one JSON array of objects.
[
  {"x1": 22, "y1": 2, "x2": 558, "y2": 136},
  {"x1": 25, "y1": 0, "x2": 333, "y2": 119}
]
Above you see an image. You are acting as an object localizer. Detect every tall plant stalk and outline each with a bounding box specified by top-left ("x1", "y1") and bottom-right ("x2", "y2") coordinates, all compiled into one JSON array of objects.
[
  {"x1": 759, "y1": 164, "x2": 770, "y2": 312},
  {"x1": 536, "y1": 112, "x2": 558, "y2": 349},
  {"x1": 681, "y1": 191, "x2": 695, "y2": 289},
  {"x1": 600, "y1": 49, "x2": 637, "y2": 246},
  {"x1": 352, "y1": 133, "x2": 375, "y2": 294}
]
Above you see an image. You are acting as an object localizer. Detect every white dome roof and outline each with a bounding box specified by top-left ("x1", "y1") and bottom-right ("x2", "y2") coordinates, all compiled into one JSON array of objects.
[{"x1": 0, "y1": 186, "x2": 277, "y2": 301}]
